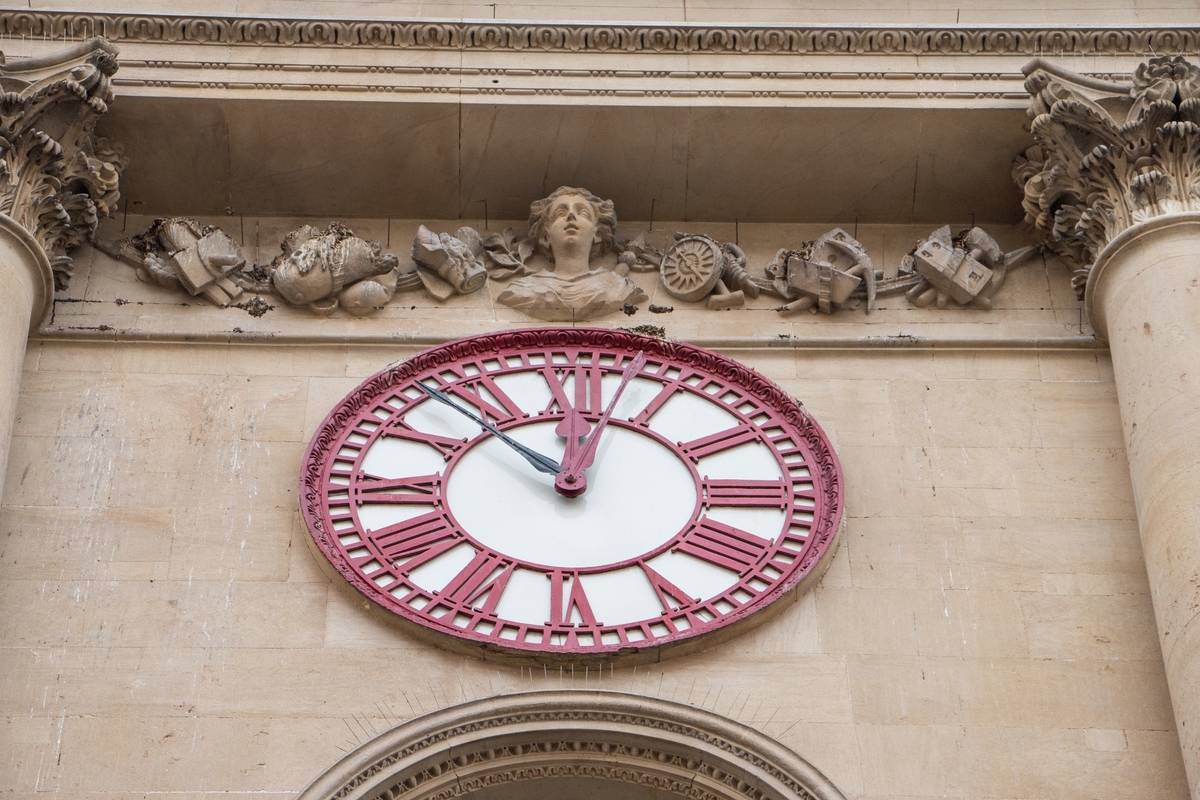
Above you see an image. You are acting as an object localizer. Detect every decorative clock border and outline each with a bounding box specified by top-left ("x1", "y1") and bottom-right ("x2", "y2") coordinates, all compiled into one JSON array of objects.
[
  {"x1": 3, "y1": 13, "x2": 1197, "y2": 57},
  {"x1": 300, "y1": 328, "x2": 843, "y2": 658}
]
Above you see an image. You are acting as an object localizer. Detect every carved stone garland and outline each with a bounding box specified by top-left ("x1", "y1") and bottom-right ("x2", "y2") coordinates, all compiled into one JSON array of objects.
[
  {"x1": 0, "y1": 38, "x2": 125, "y2": 290},
  {"x1": 296, "y1": 691, "x2": 848, "y2": 800},
  {"x1": 1013, "y1": 55, "x2": 1200, "y2": 296}
]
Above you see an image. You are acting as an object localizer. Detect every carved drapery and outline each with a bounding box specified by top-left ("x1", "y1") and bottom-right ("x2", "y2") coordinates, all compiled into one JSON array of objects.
[
  {"x1": 1013, "y1": 55, "x2": 1200, "y2": 296},
  {"x1": 0, "y1": 37, "x2": 125, "y2": 290}
]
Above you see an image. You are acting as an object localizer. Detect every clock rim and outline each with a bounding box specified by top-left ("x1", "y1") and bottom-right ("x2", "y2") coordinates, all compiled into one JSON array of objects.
[{"x1": 300, "y1": 327, "x2": 845, "y2": 661}]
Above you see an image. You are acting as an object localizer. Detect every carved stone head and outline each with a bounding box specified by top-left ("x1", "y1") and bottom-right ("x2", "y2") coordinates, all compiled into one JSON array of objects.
[{"x1": 527, "y1": 186, "x2": 617, "y2": 264}]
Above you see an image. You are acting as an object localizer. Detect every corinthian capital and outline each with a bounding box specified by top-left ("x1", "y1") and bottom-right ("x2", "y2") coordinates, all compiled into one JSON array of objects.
[
  {"x1": 0, "y1": 37, "x2": 125, "y2": 290},
  {"x1": 1013, "y1": 55, "x2": 1200, "y2": 295}
]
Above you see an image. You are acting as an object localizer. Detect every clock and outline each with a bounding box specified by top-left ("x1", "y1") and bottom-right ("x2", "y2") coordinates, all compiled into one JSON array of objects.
[{"x1": 301, "y1": 328, "x2": 843, "y2": 658}]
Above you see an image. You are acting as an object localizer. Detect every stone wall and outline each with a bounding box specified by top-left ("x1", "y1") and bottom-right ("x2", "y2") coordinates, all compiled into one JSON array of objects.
[
  {"x1": 2, "y1": 14, "x2": 1198, "y2": 797},
  {"x1": 1, "y1": 214, "x2": 1188, "y2": 797}
]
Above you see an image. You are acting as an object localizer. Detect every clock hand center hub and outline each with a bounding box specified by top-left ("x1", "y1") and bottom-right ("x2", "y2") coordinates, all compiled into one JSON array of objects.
[{"x1": 446, "y1": 420, "x2": 696, "y2": 568}]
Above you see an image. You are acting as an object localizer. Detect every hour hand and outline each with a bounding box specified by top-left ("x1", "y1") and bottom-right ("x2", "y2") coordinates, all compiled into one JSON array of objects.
[
  {"x1": 555, "y1": 351, "x2": 646, "y2": 498},
  {"x1": 416, "y1": 383, "x2": 563, "y2": 476}
]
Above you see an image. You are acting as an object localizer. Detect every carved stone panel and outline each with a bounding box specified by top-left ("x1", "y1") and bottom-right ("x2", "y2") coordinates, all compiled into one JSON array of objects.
[{"x1": 418, "y1": 186, "x2": 658, "y2": 322}]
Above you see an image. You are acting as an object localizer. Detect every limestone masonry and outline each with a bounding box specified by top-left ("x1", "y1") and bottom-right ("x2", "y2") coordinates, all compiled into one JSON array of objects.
[{"x1": 1, "y1": 4, "x2": 1198, "y2": 799}]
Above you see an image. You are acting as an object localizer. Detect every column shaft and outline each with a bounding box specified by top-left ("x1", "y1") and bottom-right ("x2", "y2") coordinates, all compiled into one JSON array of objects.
[
  {"x1": 0, "y1": 216, "x2": 51, "y2": 504},
  {"x1": 1089, "y1": 214, "x2": 1200, "y2": 797}
]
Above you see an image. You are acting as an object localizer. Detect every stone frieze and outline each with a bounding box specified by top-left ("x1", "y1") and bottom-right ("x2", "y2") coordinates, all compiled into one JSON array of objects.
[
  {"x1": 96, "y1": 197, "x2": 1035, "y2": 323},
  {"x1": 97, "y1": 219, "x2": 416, "y2": 317}
]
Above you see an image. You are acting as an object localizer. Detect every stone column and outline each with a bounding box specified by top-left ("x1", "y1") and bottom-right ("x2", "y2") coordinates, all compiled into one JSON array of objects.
[
  {"x1": 0, "y1": 218, "x2": 52, "y2": 501},
  {"x1": 0, "y1": 38, "x2": 124, "y2": 499},
  {"x1": 1016, "y1": 56, "x2": 1200, "y2": 797}
]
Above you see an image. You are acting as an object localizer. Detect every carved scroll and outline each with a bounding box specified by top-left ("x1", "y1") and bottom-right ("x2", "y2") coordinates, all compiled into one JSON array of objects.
[{"x1": 410, "y1": 225, "x2": 488, "y2": 300}]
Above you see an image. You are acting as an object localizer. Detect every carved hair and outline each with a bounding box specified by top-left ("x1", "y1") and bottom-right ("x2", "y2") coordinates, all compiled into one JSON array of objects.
[{"x1": 527, "y1": 186, "x2": 618, "y2": 262}]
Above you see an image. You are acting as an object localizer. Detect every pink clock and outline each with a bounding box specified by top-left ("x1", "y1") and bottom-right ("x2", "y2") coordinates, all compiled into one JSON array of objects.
[{"x1": 301, "y1": 328, "x2": 843, "y2": 658}]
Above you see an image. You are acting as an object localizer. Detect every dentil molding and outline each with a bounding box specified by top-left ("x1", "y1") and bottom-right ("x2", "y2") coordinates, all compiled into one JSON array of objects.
[
  {"x1": 1, "y1": 13, "x2": 1197, "y2": 57},
  {"x1": 297, "y1": 690, "x2": 848, "y2": 800}
]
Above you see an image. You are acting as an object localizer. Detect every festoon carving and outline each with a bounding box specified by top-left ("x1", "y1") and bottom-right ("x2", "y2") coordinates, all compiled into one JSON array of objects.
[
  {"x1": 100, "y1": 210, "x2": 1033, "y2": 320},
  {"x1": 97, "y1": 219, "x2": 416, "y2": 316},
  {"x1": 1013, "y1": 55, "x2": 1200, "y2": 296},
  {"x1": 0, "y1": 38, "x2": 125, "y2": 289},
  {"x1": 414, "y1": 193, "x2": 1034, "y2": 321}
]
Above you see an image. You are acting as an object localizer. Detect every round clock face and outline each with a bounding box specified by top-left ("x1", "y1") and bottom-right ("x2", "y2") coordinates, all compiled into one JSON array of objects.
[{"x1": 301, "y1": 328, "x2": 843, "y2": 657}]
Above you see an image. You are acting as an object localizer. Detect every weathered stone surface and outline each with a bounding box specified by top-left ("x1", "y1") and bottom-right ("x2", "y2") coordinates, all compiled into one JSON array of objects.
[{"x1": 410, "y1": 224, "x2": 488, "y2": 300}]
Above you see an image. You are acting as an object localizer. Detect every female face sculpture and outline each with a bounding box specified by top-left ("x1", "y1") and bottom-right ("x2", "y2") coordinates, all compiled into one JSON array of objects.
[
  {"x1": 528, "y1": 187, "x2": 617, "y2": 276},
  {"x1": 498, "y1": 186, "x2": 646, "y2": 320},
  {"x1": 546, "y1": 192, "x2": 599, "y2": 262}
]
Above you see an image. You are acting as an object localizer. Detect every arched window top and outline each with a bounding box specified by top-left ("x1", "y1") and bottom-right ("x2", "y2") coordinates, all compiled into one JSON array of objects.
[{"x1": 298, "y1": 690, "x2": 848, "y2": 800}]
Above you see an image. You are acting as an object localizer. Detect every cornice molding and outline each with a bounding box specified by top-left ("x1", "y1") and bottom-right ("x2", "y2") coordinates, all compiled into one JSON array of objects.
[
  {"x1": 106, "y1": 61, "x2": 1025, "y2": 102},
  {"x1": 1, "y1": 13, "x2": 1197, "y2": 57},
  {"x1": 32, "y1": 327, "x2": 1104, "y2": 351}
]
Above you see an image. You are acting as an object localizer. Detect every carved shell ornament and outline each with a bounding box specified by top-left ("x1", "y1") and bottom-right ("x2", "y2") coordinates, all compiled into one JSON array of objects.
[{"x1": 301, "y1": 328, "x2": 844, "y2": 659}]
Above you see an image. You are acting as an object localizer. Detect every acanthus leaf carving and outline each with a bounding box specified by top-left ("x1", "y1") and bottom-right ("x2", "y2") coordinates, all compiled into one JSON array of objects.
[
  {"x1": 1013, "y1": 55, "x2": 1200, "y2": 296},
  {"x1": 0, "y1": 37, "x2": 125, "y2": 289}
]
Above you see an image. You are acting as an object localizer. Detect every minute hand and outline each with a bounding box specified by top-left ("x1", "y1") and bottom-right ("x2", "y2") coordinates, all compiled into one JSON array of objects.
[
  {"x1": 416, "y1": 383, "x2": 562, "y2": 475},
  {"x1": 555, "y1": 351, "x2": 646, "y2": 497}
]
